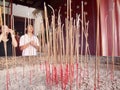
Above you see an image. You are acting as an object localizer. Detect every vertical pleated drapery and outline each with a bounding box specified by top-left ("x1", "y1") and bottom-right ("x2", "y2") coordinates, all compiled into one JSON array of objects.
[{"x1": 100, "y1": 0, "x2": 120, "y2": 56}]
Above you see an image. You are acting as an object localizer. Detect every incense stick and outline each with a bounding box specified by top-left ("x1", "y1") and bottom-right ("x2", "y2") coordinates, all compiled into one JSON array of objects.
[
  {"x1": 3, "y1": 0, "x2": 10, "y2": 90},
  {"x1": 111, "y1": 3, "x2": 115, "y2": 80},
  {"x1": 80, "y1": 1, "x2": 84, "y2": 70},
  {"x1": 94, "y1": 0, "x2": 100, "y2": 89},
  {"x1": 44, "y1": 3, "x2": 50, "y2": 61},
  {"x1": 0, "y1": 6, "x2": 3, "y2": 26}
]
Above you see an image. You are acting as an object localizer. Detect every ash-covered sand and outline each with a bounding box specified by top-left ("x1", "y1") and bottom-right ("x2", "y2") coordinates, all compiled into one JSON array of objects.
[{"x1": 0, "y1": 63, "x2": 120, "y2": 90}]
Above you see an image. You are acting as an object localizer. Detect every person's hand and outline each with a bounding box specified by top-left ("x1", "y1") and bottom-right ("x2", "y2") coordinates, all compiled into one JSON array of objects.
[
  {"x1": 30, "y1": 41, "x2": 36, "y2": 47},
  {"x1": 9, "y1": 29, "x2": 15, "y2": 35},
  {"x1": 30, "y1": 40, "x2": 39, "y2": 50},
  {"x1": 0, "y1": 25, "x2": 9, "y2": 42},
  {"x1": 2, "y1": 25, "x2": 9, "y2": 33}
]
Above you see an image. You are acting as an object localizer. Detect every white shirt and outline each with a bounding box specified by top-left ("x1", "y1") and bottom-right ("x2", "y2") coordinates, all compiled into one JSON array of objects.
[{"x1": 19, "y1": 34, "x2": 39, "y2": 56}]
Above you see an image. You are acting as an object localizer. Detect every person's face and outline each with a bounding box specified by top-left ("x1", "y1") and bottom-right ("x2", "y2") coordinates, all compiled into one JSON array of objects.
[{"x1": 27, "y1": 25, "x2": 33, "y2": 33}]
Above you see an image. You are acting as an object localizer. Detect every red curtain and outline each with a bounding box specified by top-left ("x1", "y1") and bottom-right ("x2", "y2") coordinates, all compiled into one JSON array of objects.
[{"x1": 100, "y1": 0, "x2": 120, "y2": 56}]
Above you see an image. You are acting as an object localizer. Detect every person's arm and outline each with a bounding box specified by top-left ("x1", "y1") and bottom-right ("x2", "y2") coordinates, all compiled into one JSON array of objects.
[
  {"x1": 9, "y1": 29, "x2": 17, "y2": 47},
  {"x1": 20, "y1": 42, "x2": 30, "y2": 51}
]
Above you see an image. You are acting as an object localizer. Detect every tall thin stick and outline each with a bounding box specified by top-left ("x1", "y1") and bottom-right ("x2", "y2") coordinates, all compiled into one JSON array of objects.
[
  {"x1": 0, "y1": 6, "x2": 3, "y2": 26},
  {"x1": 44, "y1": 3, "x2": 50, "y2": 61},
  {"x1": 61, "y1": 24, "x2": 65, "y2": 61},
  {"x1": 3, "y1": 0, "x2": 8, "y2": 67},
  {"x1": 3, "y1": 0, "x2": 6, "y2": 25},
  {"x1": 80, "y1": 1, "x2": 84, "y2": 67},
  {"x1": 95, "y1": 0, "x2": 100, "y2": 89},
  {"x1": 48, "y1": 5, "x2": 56, "y2": 63},
  {"x1": 3, "y1": 0, "x2": 10, "y2": 90},
  {"x1": 111, "y1": 3, "x2": 115, "y2": 80}
]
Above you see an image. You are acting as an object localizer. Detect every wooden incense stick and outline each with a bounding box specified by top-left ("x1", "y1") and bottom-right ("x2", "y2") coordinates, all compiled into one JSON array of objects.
[
  {"x1": 83, "y1": 12, "x2": 90, "y2": 69},
  {"x1": 76, "y1": 14, "x2": 80, "y2": 63},
  {"x1": 41, "y1": 22, "x2": 45, "y2": 55},
  {"x1": 80, "y1": 1, "x2": 84, "y2": 72},
  {"x1": 12, "y1": 15, "x2": 17, "y2": 81},
  {"x1": 95, "y1": 0, "x2": 100, "y2": 89},
  {"x1": 44, "y1": 3, "x2": 50, "y2": 61},
  {"x1": 61, "y1": 24, "x2": 65, "y2": 61},
  {"x1": 0, "y1": 6, "x2": 3, "y2": 26},
  {"x1": 66, "y1": 0, "x2": 70, "y2": 63},
  {"x1": 3, "y1": 0, "x2": 8, "y2": 68},
  {"x1": 3, "y1": 0, "x2": 10, "y2": 90},
  {"x1": 48, "y1": 5, "x2": 56, "y2": 63},
  {"x1": 58, "y1": 9, "x2": 62, "y2": 62},
  {"x1": 77, "y1": 14, "x2": 81, "y2": 89},
  {"x1": 111, "y1": 3, "x2": 115, "y2": 80},
  {"x1": 12, "y1": 15, "x2": 16, "y2": 56}
]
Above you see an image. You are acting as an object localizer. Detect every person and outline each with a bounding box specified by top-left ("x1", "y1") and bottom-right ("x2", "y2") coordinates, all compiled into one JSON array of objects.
[
  {"x1": 0, "y1": 25, "x2": 17, "y2": 56},
  {"x1": 15, "y1": 32, "x2": 22, "y2": 56},
  {"x1": 19, "y1": 25, "x2": 40, "y2": 56}
]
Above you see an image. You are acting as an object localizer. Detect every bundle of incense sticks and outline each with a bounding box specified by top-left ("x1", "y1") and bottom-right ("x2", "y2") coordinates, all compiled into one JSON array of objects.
[{"x1": 1, "y1": 0, "x2": 117, "y2": 90}]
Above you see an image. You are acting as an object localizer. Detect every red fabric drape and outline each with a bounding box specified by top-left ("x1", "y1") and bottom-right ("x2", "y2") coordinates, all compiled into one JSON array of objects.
[{"x1": 100, "y1": 0, "x2": 120, "y2": 56}]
